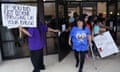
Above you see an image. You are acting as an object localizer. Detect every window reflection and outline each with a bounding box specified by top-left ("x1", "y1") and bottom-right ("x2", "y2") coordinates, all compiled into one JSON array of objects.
[{"x1": 1, "y1": 27, "x2": 30, "y2": 58}]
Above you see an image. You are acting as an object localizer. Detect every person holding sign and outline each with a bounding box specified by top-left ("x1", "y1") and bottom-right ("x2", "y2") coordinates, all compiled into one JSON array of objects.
[
  {"x1": 68, "y1": 17, "x2": 92, "y2": 72},
  {"x1": 19, "y1": 22, "x2": 59, "y2": 72}
]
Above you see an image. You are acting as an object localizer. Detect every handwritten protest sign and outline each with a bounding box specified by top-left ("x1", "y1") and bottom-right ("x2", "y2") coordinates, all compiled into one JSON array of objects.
[
  {"x1": 1, "y1": 4, "x2": 37, "y2": 29},
  {"x1": 93, "y1": 31, "x2": 119, "y2": 58}
]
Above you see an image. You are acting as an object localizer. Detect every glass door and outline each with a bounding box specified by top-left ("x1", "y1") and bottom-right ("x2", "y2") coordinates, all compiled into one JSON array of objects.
[
  {"x1": 107, "y1": 1, "x2": 118, "y2": 43},
  {"x1": 81, "y1": 2, "x2": 97, "y2": 15},
  {"x1": 0, "y1": 0, "x2": 37, "y2": 59},
  {"x1": 56, "y1": 0, "x2": 71, "y2": 61}
]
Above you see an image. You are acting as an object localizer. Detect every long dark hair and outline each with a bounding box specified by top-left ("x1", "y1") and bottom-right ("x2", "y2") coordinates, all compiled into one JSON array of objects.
[{"x1": 74, "y1": 15, "x2": 86, "y2": 30}]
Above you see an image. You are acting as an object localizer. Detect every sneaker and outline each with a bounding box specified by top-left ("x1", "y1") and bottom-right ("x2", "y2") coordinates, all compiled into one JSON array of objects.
[
  {"x1": 75, "y1": 62, "x2": 79, "y2": 68},
  {"x1": 78, "y1": 69, "x2": 82, "y2": 72},
  {"x1": 95, "y1": 56, "x2": 100, "y2": 60},
  {"x1": 33, "y1": 70, "x2": 40, "y2": 72},
  {"x1": 40, "y1": 65, "x2": 46, "y2": 70}
]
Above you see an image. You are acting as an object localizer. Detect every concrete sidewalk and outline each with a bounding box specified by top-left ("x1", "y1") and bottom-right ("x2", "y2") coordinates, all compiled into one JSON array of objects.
[{"x1": 0, "y1": 52, "x2": 120, "y2": 72}]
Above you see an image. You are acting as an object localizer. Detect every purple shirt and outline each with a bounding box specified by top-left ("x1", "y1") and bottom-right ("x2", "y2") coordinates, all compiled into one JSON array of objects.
[{"x1": 28, "y1": 22, "x2": 48, "y2": 51}]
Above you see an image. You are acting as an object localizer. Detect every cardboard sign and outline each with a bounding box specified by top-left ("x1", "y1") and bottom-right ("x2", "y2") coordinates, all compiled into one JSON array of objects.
[
  {"x1": 1, "y1": 4, "x2": 37, "y2": 29},
  {"x1": 93, "y1": 31, "x2": 119, "y2": 58}
]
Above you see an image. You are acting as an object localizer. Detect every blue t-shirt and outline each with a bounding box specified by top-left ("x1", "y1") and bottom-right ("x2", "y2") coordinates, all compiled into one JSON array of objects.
[{"x1": 69, "y1": 26, "x2": 90, "y2": 51}]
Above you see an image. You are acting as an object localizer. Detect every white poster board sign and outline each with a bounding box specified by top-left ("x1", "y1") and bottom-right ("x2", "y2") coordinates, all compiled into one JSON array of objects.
[
  {"x1": 93, "y1": 31, "x2": 119, "y2": 58},
  {"x1": 1, "y1": 4, "x2": 37, "y2": 29}
]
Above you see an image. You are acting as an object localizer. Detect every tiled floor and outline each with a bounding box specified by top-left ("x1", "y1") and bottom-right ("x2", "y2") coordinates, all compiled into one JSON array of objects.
[{"x1": 0, "y1": 52, "x2": 120, "y2": 72}]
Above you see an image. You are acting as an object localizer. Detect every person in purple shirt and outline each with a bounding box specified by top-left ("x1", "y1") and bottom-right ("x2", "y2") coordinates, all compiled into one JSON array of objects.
[{"x1": 19, "y1": 22, "x2": 59, "y2": 72}]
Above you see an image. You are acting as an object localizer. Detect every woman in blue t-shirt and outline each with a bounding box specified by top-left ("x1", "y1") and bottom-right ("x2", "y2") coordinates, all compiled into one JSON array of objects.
[{"x1": 69, "y1": 18, "x2": 92, "y2": 72}]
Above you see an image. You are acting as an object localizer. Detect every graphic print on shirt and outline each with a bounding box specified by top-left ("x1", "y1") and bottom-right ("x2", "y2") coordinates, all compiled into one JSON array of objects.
[{"x1": 76, "y1": 31, "x2": 87, "y2": 42}]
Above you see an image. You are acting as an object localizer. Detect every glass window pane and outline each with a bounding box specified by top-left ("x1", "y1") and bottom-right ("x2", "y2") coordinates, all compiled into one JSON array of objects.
[
  {"x1": 97, "y1": 2, "x2": 106, "y2": 17},
  {"x1": 117, "y1": 2, "x2": 120, "y2": 45},
  {"x1": 44, "y1": 3, "x2": 58, "y2": 54},
  {"x1": 1, "y1": 27, "x2": 30, "y2": 58},
  {"x1": 0, "y1": 0, "x2": 38, "y2": 58},
  {"x1": 44, "y1": 3, "x2": 55, "y2": 16},
  {"x1": 0, "y1": 2, "x2": 37, "y2": 58}
]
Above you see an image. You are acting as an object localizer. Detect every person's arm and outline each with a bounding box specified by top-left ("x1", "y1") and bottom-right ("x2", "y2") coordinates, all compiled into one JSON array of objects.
[
  {"x1": 88, "y1": 35, "x2": 92, "y2": 45},
  {"x1": 48, "y1": 27, "x2": 60, "y2": 32},
  {"x1": 91, "y1": 31, "x2": 94, "y2": 41},
  {"x1": 65, "y1": 26, "x2": 71, "y2": 32},
  {"x1": 99, "y1": 27, "x2": 106, "y2": 34},
  {"x1": 19, "y1": 27, "x2": 32, "y2": 37},
  {"x1": 87, "y1": 27, "x2": 92, "y2": 46},
  {"x1": 68, "y1": 37, "x2": 72, "y2": 46},
  {"x1": 105, "y1": 26, "x2": 112, "y2": 30},
  {"x1": 68, "y1": 27, "x2": 74, "y2": 46}
]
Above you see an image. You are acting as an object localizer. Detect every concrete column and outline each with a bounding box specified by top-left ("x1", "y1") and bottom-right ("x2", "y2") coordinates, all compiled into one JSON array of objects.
[{"x1": 37, "y1": 0, "x2": 44, "y2": 23}]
